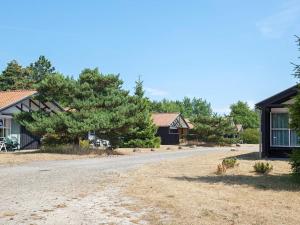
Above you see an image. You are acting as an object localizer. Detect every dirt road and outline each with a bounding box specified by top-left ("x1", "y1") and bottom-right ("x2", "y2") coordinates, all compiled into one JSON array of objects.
[{"x1": 0, "y1": 147, "x2": 248, "y2": 225}]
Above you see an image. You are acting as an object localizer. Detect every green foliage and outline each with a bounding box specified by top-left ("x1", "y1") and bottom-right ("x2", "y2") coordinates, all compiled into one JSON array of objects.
[
  {"x1": 28, "y1": 55, "x2": 55, "y2": 82},
  {"x1": 222, "y1": 157, "x2": 238, "y2": 168},
  {"x1": 290, "y1": 37, "x2": 300, "y2": 141},
  {"x1": 15, "y1": 68, "x2": 141, "y2": 148},
  {"x1": 190, "y1": 114, "x2": 237, "y2": 145},
  {"x1": 79, "y1": 140, "x2": 90, "y2": 149},
  {"x1": 0, "y1": 60, "x2": 31, "y2": 90},
  {"x1": 0, "y1": 56, "x2": 55, "y2": 91},
  {"x1": 122, "y1": 78, "x2": 161, "y2": 148},
  {"x1": 289, "y1": 149, "x2": 300, "y2": 177},
  {"x1": 240, "y1": 128, "x2": 259, "y2": 144},
  {"x1": 253, "y1": 162, "x2": 273, "y2": 174},
  {"x1": 151, "y1": 97, "x2": 212, "y2": 118},
  {"x1": 293, "y1": 36, "x2": 300, "y2": 79},
  {"x1": 230, "y1": 101, "x2": 259, "y2": 129}
]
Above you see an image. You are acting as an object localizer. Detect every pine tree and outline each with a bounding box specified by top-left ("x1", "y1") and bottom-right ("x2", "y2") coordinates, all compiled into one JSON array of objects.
[
  {"x1": 0, "y1": 56, "x2": 55, "y2": 91},
  {"x1": 191, "y1": 114, "x2": 236, "y2": 145},
  {"x1": 16, "y1": 68, "x2": 139, "y2": 148},
  {"x1": 28, "y1": 55, "x2": 55, "y2": 83},
  {"x1": 0, "y1": 60, "x2": 31, "y2": 90},
  {"x1": 123, "y1": 78, "x2": 160, "y2": 148}
]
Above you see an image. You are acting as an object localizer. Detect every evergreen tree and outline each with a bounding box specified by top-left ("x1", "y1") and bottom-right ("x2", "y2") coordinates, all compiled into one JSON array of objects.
[
  {"x1": 123, "y1": 78, "x2": 160, "y2": 147},
  {"x1": 27, "y1": 55, "x2": 55, "y2": 83},
  {"x1": 16, "y1": 68, "x2": 137, "y2": 148},
  {"x1": 151, "y1": 97, "x2": 212, "y2": 118},
  {"x1": 290, "y1": 36, "x2": 300, "y2": 132},
  {"x1": 0, "y1": 60, "x2": 31, "y2": 90},
  {"x1": 229, "y1": 101, "x2": 259, "y2": 129},
  {"x1": 191, "y1": 114, "x2": 236, "y2": 145},
  {"x1": 0, "y1": 56, "x2": 55, "y2": 91}
]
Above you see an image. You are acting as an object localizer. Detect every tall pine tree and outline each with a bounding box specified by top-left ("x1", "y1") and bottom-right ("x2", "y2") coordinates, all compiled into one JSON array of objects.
[
  {"x1": 16, "y1": 68, "x2": 138, "y2": 148},
  {"x1": 0, "y1": 56, "x2": 55, "y2": 91},
  {"x1": 123, "y1": 78, "x2": 160, "y2": 148},
  {"x1": 0, "y1": 60, "x2": 32, "y2": 90}
]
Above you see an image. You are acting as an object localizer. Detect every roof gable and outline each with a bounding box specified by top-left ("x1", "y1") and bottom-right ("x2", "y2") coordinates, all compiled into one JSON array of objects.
[
  {"x1": 256, "y1": 85, "x2": 299, "y2": 109},
  {"x1": 152, "y1": 113, "x2": 189, "y2": 128},
  {"x1": 0, "y1": 90, "x2": 37, "y2": 111}
]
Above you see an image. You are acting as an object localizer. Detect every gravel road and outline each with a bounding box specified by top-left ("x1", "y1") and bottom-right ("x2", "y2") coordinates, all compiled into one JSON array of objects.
[{"x1": 0, "y1": 147, "x2": 236, "y2": 225}]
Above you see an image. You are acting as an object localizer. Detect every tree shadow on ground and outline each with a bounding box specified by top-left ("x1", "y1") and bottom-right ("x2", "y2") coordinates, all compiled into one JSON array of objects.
[
  {"x1": 170, "y1": 174, "x2": 300, "y2": 192},
  {"x1": 225, "y1": 151, "x2": 289, "y2": 162},
  {"x1": 229, "y1": 151, "x2": 260, "y2": 161}
]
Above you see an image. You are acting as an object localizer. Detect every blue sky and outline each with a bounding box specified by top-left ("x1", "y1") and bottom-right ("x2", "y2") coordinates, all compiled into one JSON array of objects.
[{"x1": 1, "y1": 0, "x2": 300, "y2": 113}]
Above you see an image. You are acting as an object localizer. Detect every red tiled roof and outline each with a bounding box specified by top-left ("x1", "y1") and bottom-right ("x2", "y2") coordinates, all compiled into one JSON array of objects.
[
  {"x1": 152, "y1": 113, "x2": 180, "y2": 127},
  {"x1": 0, "y1": 90, "x2": 37, "y2": 110}
]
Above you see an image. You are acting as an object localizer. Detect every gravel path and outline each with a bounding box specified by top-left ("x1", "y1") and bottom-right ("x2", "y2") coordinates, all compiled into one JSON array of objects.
[{"x1": 0, "y1": 147, "x2": 233, "y2": 225}]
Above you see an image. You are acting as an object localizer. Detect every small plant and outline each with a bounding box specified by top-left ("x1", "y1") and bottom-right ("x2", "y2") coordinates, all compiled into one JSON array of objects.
[
  {"x1": 253, "y1": 162, "x2": 273, "y2": 174},
  {"x1": 222, "y1": 157, "x2": 238, "y2": 169},
  {"x1": 216, "y1": 164, "x2": 226, "y2": 175},
  {"x1": 289, "y1": 149, "x2": 300, "y2": 178},
  {"x1": 79, "y1": 140, "x2": 90, "y2": 149}
]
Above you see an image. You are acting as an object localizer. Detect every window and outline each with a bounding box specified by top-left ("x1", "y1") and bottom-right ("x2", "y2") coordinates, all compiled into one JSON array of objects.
[
  {"x1": 169, "y1": 128, "x2": 179, "y2": 134},
  {"x1": 271, "y1": 113, "x2": 300, "y2": 147},
  {"x1": 0, "y1": 118, "x2": 11, "y2": 138}
]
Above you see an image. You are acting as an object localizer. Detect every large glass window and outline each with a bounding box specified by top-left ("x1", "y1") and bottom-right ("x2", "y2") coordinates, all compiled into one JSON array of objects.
[{"x1": 271, "y1": 113, "x2": 300, "y2": 147}]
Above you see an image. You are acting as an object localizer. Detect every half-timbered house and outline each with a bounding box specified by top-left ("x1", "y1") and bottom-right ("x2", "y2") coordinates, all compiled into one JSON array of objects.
[
  {"x1": 152, "y1": 113, "x2": 190, "y2": 145},
  {"x1": 0, "y1": 90, "x2": 63, "y2": 150}
]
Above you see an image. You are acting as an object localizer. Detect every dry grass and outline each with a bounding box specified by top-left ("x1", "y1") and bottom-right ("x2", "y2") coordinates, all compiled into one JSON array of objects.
[
  {"x1": 0, "y1": 152, "x2": 106, "y2": 165},
  {"x1": 0, "y1": 145, "x2": 190, "y2": 165},
  {"x1": 125, "y1": 149, "x2": 300, "y2": 225},
  {"x1": 116, "y1": 145, "x2": 191, "y2": 155},
  {"x1": 0, "y1": 211, "x2": 17, "y2": 218}
]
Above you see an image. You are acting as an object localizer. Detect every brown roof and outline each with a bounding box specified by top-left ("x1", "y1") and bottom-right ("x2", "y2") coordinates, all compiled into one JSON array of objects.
[
  {"x1": 0, "y1": 90, "x2": 37, "y2": 110},
  {"x1": 185, "y1": 118, "x2": 194, "y2": 129},
  {"x1": 152, "y1": 113, "x2": 180, "y2": 127}
]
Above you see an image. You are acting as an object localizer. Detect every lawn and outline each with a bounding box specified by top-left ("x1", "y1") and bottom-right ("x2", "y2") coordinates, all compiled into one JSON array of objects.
[{"x1": 125, "y1": 149, "x2": 300, "y2": 225}]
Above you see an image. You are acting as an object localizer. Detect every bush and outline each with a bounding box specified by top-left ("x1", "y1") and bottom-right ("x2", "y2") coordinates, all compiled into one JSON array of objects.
[
  {"x1": 122, "y1": 137, "x2": 160, "y2": 148},
  {"x1": 79, "y1": 140, "x2": 90, "y2": 149},
  {"x1": 289, "y1": 149, "x2": 300, "y2": 177},
  {"x1": 253, "y1": 162, "x2": 273, "y2": 174},
  {"x1": 216, "y1": 164, "x2": 226, "y2": 175},
  {"x1": 240, "y1": 128, "x2": 259, "y2": 144},
  {"x1": 222, "y1": 157, "x2": 238, "y2": 169}
]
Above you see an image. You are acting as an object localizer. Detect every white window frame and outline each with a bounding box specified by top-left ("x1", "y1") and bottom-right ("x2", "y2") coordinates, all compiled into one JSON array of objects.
[
  {"x1": 270, "y1": 110, "x2": 300, "y2": 147},
  {"x1": 0, "y1": 117, "x2": 12, "y2": 139}
]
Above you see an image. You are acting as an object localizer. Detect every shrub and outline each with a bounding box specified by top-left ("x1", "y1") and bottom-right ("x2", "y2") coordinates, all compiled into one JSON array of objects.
[
  {"x1": 216, "y1": 164, "x2": 226, "y2": 175},
  {"x1": 253, "y1": 162, "x2": 273, "y2": 174},
  {"x1": 222, "y1": 157, "x2": 238, "y2": 169},
  {"x1": 122, "y1": 137, "x2": 160, "y2": 148},
  {"x1": 289, "y1": 149, "x2": 300, "y2": 177},
  {"x1": 240, "y1": 128, "x2": 259, "y2": 144},
  {"x1": 79, "y1": 140, "x2": 90, "y2": 149}
]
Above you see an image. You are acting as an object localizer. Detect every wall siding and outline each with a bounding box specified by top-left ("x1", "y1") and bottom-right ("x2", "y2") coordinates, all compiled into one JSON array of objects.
[
  {"x1": 157, "y1": 127, "x2": 179, "y2": 145},
  {"x1": 20, "y1": 126, "x2": 40, "y2": 149}
]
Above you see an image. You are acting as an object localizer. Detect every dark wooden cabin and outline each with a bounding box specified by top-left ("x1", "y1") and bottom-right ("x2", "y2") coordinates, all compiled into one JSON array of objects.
[
  {"x1": 152, "y1": 113, "x2": 190, "y2": 145},
  {"x1": 256, "y1": 85, "x2": 300, "y2": 157}
]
